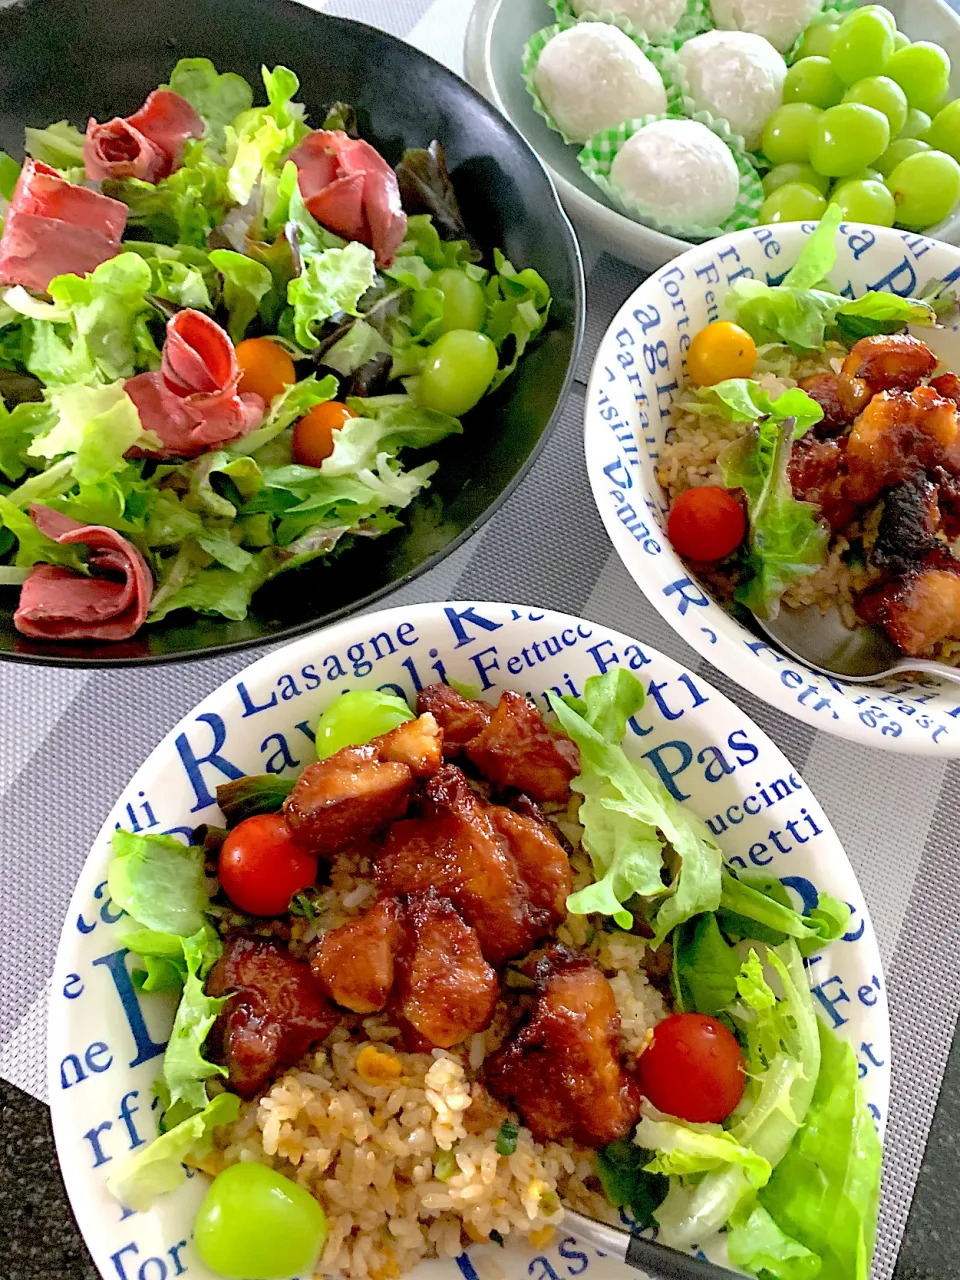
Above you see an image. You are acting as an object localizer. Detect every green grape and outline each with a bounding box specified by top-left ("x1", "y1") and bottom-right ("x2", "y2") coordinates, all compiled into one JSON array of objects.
[
  {"x1": 829, "y1": 11, "x2": 896, "y2": 86},
  {"x1": 886, "y1": 42, "x2": 952, "y2": 115},
  {"x1": 797, "y1": 19, "x2": 840, "y2": 61},
  {"x1": 831, "y1": 177, "x2": 897, "y2": 225},
  {"x1": 839, "y1": 167, "x2": 882, "y2": 184},
  {"x1": 901, "y1": 108, "x2": 932, "y2": 141},
  {"x1": 194, "y1": 1164, "x2": 328, "y2": 1280},
  {"x1": 759, "y1": 183, "x2": 828, "y2": 224},
  {"x1": 784, "y1": 57, "x2": 844, "y2": 109},
  {"x1": 416, "y1": 329, "x2": 499, "y2": 416},
  {"x1": 809, "y1": 103, "x2": 890, "y2": 177},
  {"x1": 875, "y1": 136, "x2": 930, "y2": 176},
  {"x1": 315, "y1": 689, "x2": 414, "y2": 758},
  {"x1": 430, "y1": 268, "x2": 487, "y2": 335},
  {"x1": 762, "y1": 162, "x2": 831, "y2": 197},
  {"x1": 886, "y1": 149, "x2": 960, "y2": 229},
  {"x1": 761, "y1": 104, "x2": 823, "y2": 165},
  {"x1": 857, "y1": 6, "x2": 897, "y2": 32},
  {"x1": 842, "y1": 76, "x2": 908, "y2": 135},
  {"x1": 929, "y1": 100, "x2": 960, "y2": 162},
  {"x1": 893, "y1": 32, "x2": 910, "y2": 52}
]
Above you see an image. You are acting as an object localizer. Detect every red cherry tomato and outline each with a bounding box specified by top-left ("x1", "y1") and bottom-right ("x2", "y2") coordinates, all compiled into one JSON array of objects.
[
  {"x1": 667, "y1": 486, "x2": 746, "y2": 562},
  {"x1": 292, "y1": 401, "x2": 356, "y2": 468},
  {"x1": 638, "y1": 1013, "x2": 746, "y2": 1123},
  {"x1": 218, "y1": 813, "x2": 318, "y2": 917}
]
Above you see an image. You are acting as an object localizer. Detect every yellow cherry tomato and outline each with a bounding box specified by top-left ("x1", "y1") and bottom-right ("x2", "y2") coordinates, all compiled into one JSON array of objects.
[
  {"x1": 686, "y1": 321, "x2": 758, "y2": 387},
  {"x1": 235, "y1": 337, "x2": 297, "y2": 404},
  {"x1": 292, "y1": 400, "x2": 356, "y2": 467}
]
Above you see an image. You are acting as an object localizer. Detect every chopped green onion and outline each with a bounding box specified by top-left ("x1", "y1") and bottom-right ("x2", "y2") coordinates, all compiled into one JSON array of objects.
[
  {"x1": 434, "y1": 1150, "x2": 458, "y2": 1182},
  {"x1": 495, "y1": 1119, "x2": 519, "y2": 1156}
]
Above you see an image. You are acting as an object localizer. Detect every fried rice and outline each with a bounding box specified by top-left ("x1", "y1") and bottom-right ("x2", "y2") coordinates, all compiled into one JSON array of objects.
[
  {"x1": 200, "y1": 823, "x2": 666, "y2": 1279},
  {"x1": 656, "y1": 343, "x2": 960, "y2": 664}
]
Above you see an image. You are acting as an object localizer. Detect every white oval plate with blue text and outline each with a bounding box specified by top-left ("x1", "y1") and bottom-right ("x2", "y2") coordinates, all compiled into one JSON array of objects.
[
  {"x1": 584, "y1": 220, "x2": 960, "y2": 756},
  {"x1": 48, "y1": 602, "x2": 891, "y2": 1280}
]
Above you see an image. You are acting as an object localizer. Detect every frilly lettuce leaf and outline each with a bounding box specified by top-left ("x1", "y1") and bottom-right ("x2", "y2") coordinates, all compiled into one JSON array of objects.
[
  {"x1": 160, "y1": 925, "x2": 228, "y2": 1118},
  {"x1": 654, "y1": 943, "x2": 821, "y2": 1250},
  {"x1": 683, "y1": 381, "x2": 824, "y2": 437},
  {"x1": 549, "y1": 669, "x2": 722, "y2": 944},
  {"x1": 107, "y1": 829, "x2": 208, "y2": 937},
  {"x1": 0, "y1": 491, "x2": 86, "y2": 571},
  {"x1": 105, "y1": 141, "x2": 233, "y2": 248},
  {"x1": 484, "y1": 249, "x2": 552, "y2": 392},
  {"x1": 5, "y1": 252, "x2": 162, "y2": 387},
  {"x1": 0, "y1": 400, "x2": 54, "y2": 484},
  {"x1": 728, "y1": 204, "x2": 947, "y2": 351},
  {"x1": 228, "y1": 373, "x2": 338, "y2": 456},
  {"x1": 321, "y1": 318, "x2": 392, "y2": 377},
  {"x1": 105, "y1": 1091, "x2": 240, "y2": 1212},
  {"x1": 162, "y1": 57, "x2": 254, "y2": 153},
  {"x1": 287, "y1": 241, "x2": 377, "y2": 350},
  {"x1": 27, "y1": 382, "x2": 155, "y2": 485},
  {"x1": 727, "y1": 1199, "x2": 823, "y2": 1279},
  {"x1": 118, "y1": 928, "x2": 189, "y2": 993},
  {"x1": 720, "y1": 415, "x2": 829, "y2": 621},
  {"x1": 208, "y1": 248, "x2": 273, "y2": 343},
  {"x1": 225, "y1": 65, "x2": 307, "y2": 206},
  {"x1": 758, "y1": 1021, "x2": 882, "y2": 1280},
  {"x1": 636, "y1": 1111, "x2": 771, "y2": 1189},
  {"x1": 23, "y1": 119, "x2": 85, "y2": 169}
]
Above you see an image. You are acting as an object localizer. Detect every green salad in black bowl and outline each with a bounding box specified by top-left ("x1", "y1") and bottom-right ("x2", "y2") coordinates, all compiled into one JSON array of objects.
[{"x1": 0, "y1": 0, "x2": 583, "y2": 664}]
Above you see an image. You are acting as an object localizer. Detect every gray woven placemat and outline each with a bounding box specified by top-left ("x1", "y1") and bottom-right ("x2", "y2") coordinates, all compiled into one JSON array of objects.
[{"x1": 1, "y1": 6, "x2": 959, "y2": 1280}]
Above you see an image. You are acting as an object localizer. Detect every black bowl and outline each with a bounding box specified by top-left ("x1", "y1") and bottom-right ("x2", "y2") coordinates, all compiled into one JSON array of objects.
[{"x1": 0, "y1": 0, "x2": 583, "y2": 666}]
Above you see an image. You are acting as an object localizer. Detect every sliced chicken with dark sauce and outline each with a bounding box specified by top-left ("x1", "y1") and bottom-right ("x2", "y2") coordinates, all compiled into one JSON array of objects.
[
  {"x1": 375, "y1": 765, "x2": 571, "y2": 965},
  {"x1": 207, "y1": 935, "x2": 339, "y2": 1098},
  {"x1": 485, "y1": 947, "x2": 641, "y2": 1147},
  {"x1": 858, "y1": 548, "x2": 960, "y2": 657},
  {"x1": 283, "y1": 713, "x2": 440, "y2": 857}
]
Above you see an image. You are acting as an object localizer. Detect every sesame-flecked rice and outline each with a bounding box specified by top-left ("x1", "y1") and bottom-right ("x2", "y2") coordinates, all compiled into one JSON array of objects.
[{"x1": 201, "y1": 825, "x2": 666, "y2": 1279}]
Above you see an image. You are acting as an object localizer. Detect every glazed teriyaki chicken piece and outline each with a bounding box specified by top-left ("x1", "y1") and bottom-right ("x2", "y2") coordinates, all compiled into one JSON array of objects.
[
  {"x1": 312, "y1": 890, "x2": 498, "y2": 1049},
  {"x1": 283, "y1": 713, "x2": 441, "y2": 856},
  {"x1": 417, "y1": 686, "x2": 580, "y2": 802},
  {"x1": 485, "y1": 947, "x2": 641, "y2": 1148},
  {"x1": 206, "y1": 935, "x2": 339, "y2": 1098},
  {"x1": 787, "y1": 334, "x2": 960, "y2": 656},
  {"x1": 375, "y1": 764, "x2": 573, "y2": 965}
]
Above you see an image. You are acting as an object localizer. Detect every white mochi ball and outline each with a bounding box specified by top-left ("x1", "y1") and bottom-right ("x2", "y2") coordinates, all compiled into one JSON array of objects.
[
  {"x1": 533, "y1": 24, "x2": 668, "y2": 143},
  {"x1": 570, "y1": 0, "x2": 689, "y2": 40},
  {"x1": 610, "y1": 118, "x2": 741, "y2": 229},
  {"x1": 679, "y1": 30, "x2": 786, "y2": 148},
  {"x1": 709, "y1": 0, "x2": 824, "y2": 54}
]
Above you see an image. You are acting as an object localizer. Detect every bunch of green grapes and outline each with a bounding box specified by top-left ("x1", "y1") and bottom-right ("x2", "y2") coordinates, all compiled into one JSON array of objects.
[{"x1": 754, "y1": 5, "x2": 960, "y2": 232}]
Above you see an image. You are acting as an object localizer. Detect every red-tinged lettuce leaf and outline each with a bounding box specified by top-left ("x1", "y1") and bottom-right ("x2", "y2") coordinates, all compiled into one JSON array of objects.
[{"x1": 395, "y1": 140, "x2": 481, "y2": 255}]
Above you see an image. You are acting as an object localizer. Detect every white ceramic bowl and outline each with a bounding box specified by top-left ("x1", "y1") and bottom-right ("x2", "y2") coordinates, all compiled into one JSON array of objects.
[
  {"x1": 584, "y1": 220, "x2": 960, "y2": 754},
  {"x1": 48, "y1": 602, "x2": 889, "y2": 1279},
  {"x1": 465, "y1": 0, "x2": 960, "y2": 271}
]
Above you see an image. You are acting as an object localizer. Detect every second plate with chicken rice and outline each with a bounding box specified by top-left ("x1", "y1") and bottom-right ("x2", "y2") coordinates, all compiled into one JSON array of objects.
[{"x1": 49, "y1": 603, "x2": 888, "y2": 1280}]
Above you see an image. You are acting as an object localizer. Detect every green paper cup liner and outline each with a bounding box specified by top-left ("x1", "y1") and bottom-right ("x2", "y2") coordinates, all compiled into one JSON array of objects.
[
  {"x1": 522, "y1": 21, "x2": 677, "y2": 147},
  {"x1": 548, "y1": 0, "x2": 711, "y2": 47},
  {"x1": 579, "y1": 110, "x2": 764, "y2": 240},
  {"x1": 785, "y1": 0, "x2": 860, "y2": 64}
]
